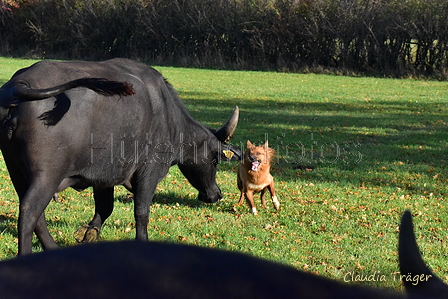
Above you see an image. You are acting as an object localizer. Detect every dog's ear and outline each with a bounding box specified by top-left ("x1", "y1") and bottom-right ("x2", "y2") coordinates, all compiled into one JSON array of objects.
[
  {"x1": 246, "y1": 140, "x2": 254, "y2": 148},
  {"x1": 221, "y1": 144, "x2": 242, "y2": 162},
  {"x1": 262, "y1": 140, "x2": 269, "y2": 148}
]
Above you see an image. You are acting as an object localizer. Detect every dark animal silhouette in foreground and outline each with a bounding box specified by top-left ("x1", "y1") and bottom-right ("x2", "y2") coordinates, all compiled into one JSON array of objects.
[
  {"x1": 0, "y1": 59, "x2": 241, "y2": 254},
  {"x1": 0, "y1": 210, "x2": 446, "y2": 298}
]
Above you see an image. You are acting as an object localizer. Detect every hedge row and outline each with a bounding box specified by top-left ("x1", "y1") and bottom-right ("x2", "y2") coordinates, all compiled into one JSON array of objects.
[{"x1": 1, "y1": 0, "x2": 448, "y2": 77}]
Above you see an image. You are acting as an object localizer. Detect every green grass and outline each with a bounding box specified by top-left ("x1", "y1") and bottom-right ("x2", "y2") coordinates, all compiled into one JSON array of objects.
[{"x1": 0, "y1": 57, "x2": 447, "y2": 290}]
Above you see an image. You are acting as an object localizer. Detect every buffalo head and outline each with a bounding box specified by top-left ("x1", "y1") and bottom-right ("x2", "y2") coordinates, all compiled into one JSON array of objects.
[{"x1": 178, "y1": 106, "x2": 241, "y2": 203}]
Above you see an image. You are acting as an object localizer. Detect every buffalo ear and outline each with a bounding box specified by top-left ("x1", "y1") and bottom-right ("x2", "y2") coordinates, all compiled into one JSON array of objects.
[{"x1": 221, "y1": 145, "x2": 242, "y2": 162}]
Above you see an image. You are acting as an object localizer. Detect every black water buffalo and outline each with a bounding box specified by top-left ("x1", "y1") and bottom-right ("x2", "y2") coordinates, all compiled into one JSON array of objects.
[
  {"x1": 0, "y1": 58, "x2": 241, "y2": 254},
  {"x1": 0, "y1": 211, "x2": 446, "y2": 298}
]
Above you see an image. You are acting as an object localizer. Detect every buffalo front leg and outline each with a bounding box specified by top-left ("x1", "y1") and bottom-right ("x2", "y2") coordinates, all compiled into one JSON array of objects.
[
  {"x1": 74, "y1": 187, "x2": 114, "y2": 243},
  {"x1": 133, "y1": 183, "x2": 155, "y2": 241},
  {"x1": 133, "y1": 168, "x2": 169, "y2": 241}
]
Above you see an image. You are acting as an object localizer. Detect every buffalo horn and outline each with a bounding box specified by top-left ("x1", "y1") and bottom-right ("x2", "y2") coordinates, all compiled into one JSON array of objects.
[{"x1": 214, "y1": 106, "x2": 239, "y2": 143}]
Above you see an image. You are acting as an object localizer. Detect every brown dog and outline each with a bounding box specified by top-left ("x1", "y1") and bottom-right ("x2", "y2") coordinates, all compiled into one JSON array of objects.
[{"x1": 237, "y1": 140, "x2": 280, "y2": 215}]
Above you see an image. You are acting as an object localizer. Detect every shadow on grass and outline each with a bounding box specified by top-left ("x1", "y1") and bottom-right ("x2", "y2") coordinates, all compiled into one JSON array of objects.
[
  {"x1": 115, "y1": 191, "x2": 217, "y2": 209},
  {"x1": 0, "y1": 214, "x2": 17, "y2": 237},
  {"x1": 154, "y1": 192, "x2": 208, "y2": 209},
  {"x1": 185, "y1": 93, "x2": 445, "y2": 138},
  {"x1": 184, "y1": 93, "x2": 447, "y2": 180}
]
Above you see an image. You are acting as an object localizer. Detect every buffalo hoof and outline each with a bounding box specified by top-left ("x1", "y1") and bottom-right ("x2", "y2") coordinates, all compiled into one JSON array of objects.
[{"x1": 74, "y1": 225, "x2": 100, "y2": 243}]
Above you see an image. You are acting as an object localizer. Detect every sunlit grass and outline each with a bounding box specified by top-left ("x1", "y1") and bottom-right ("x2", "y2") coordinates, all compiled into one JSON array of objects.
[{"x1": 0, "y1": 57, "x2": 447, "y2": 290}]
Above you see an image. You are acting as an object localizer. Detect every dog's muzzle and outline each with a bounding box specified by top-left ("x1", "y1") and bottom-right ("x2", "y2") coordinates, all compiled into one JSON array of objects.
[{"x1": 249, "y1": 156, "x2": 261, "y2": 171}]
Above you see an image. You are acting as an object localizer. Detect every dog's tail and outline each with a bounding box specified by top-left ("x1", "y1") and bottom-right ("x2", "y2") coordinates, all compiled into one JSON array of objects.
[{"x1": 399, "y1": 210, "x2": 448, "y2": 298}]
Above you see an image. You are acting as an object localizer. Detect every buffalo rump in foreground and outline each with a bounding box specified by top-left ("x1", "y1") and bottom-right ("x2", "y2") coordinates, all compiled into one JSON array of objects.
[
  {"x1": 0, "y1": 211, "x2": 446, "y2": 298},
  {"x1": 0, "y1": 59, "x2": 241, "y2": 254}
]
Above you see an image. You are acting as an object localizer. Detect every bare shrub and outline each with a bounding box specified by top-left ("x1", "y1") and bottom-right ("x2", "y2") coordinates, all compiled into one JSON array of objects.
[{"x1": 1, "y1": 0, "x2": 447, "y2": 78}]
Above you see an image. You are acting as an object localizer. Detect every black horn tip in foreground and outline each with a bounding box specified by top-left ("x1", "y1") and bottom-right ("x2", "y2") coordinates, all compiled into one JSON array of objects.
[
  {"x1": 399, "y1": 210, "x2": 448, "y2": 298},
  {"x1": 214, "y1": 106, "x2": 239, "y2": 143}
]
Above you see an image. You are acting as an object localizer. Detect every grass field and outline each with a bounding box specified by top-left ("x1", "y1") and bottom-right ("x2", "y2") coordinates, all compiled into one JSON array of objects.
[{"x1": 0, "y1": 57, "x2": 447, "y2": 290}]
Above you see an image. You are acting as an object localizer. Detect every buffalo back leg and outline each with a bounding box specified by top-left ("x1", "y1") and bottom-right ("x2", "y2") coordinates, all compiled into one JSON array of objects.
[
  {"x1": 3, "y1": 150, "x2": 61, "y2": 253},
  {"x1": 18, "y1": 178, "x2": 60, "y2": 255},
  {"x1": 34, "y1": 212, "x2": 58, "y2": 249}
]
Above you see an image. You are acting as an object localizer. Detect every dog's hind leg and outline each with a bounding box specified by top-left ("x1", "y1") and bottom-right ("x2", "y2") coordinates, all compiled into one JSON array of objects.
[
  {"x1": 260, "y1": 188, "x2": 267, "y2": 208},
  {"x1": 237, "y1": 192, "x2": 245, "y2": 206},
  {"x1": 236, "y1": 173, "x2": 245, "y2": 206},
  {"x1": 267, "y1": 182, "x2": 280, "y2": 211}
]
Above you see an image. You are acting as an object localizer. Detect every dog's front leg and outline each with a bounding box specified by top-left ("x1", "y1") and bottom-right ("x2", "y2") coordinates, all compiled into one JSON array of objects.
[
  {"x1": 267, "y1": 182, "x2": 280, "y2": 211},
  {"x1": 245, "y1": 191, "x2": 258, "y2": 215}
]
